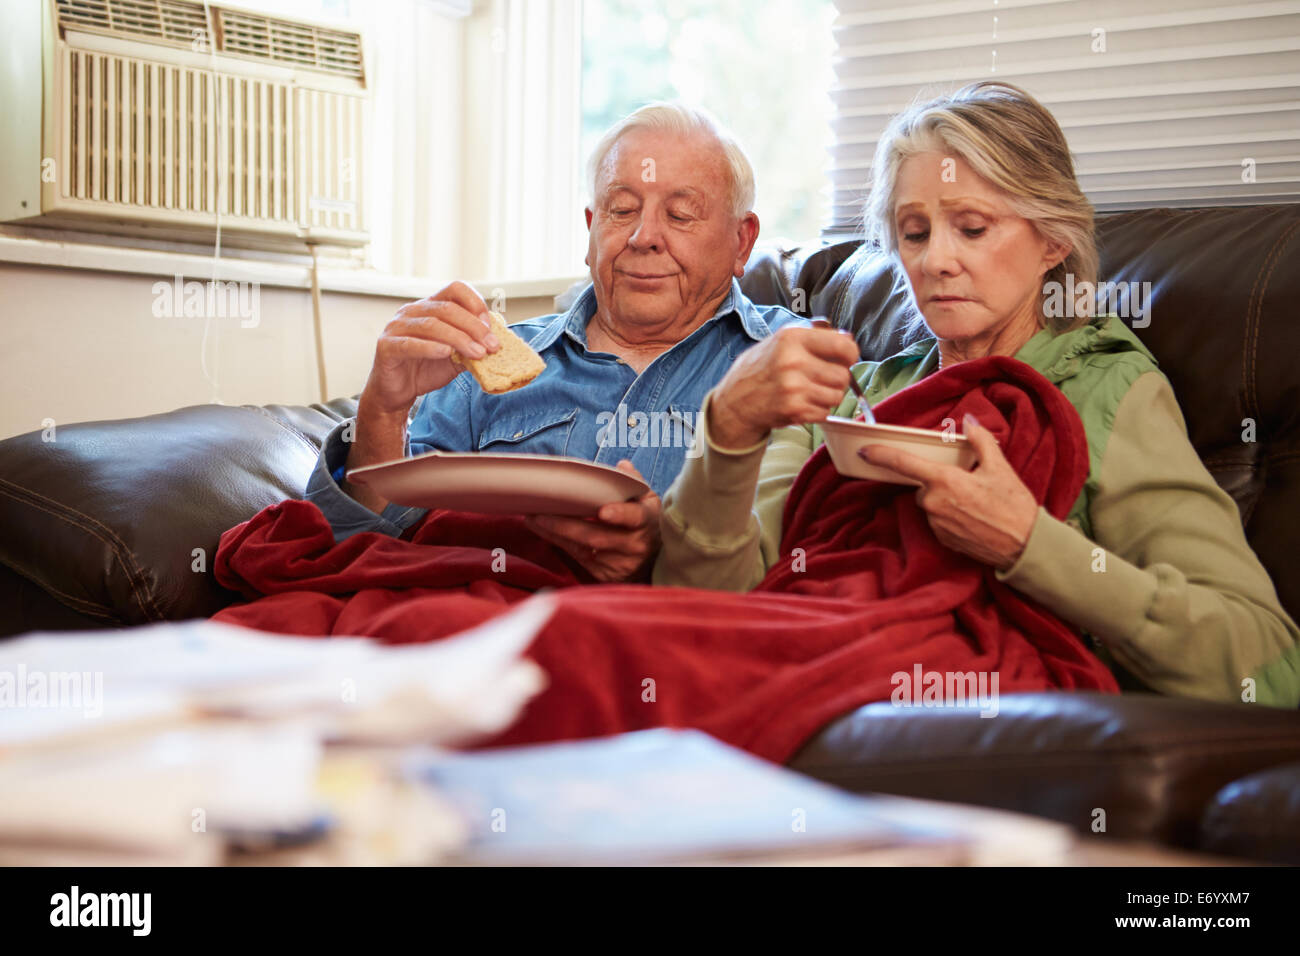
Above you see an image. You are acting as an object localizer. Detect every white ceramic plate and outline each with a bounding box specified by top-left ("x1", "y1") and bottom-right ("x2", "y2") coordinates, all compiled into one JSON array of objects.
[
  {"x1": 821, "y1": 416, "x2": 977, "y2": 485},
  {"x1": 345, "y1": 451, "x2": 651, "y2": 516}
]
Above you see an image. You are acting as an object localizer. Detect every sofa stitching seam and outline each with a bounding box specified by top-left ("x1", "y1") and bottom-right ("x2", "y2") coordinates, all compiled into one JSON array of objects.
[
  {"x1": 1242, "y1": 218, "x2": 1300, "y2": 423},
  {"x1": 1255, "y1": 220, "x2": 1300, "y2": 419},
  {"x1": 243, "y1": 405, "x2": 327, "y2": 455},
  {"x1": 829, "y1": 245, "x2": 869, "y2": 326},
  {"x1": 0, "y1": 559, "x2": 121, "y2": 619},
  {"x1": 0, "y1": 478, "x2": 164, "y2": 622}
]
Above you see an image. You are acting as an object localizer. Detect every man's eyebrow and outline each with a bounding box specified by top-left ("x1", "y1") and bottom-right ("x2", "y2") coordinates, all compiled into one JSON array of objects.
[
  {"x1": 666, "y1": 188, "x2": 707, "y2": 206},
  {"x1": 601, "y1": 184, "x2": 705, "y2": 201},
  {"x1": 598, "y1": 184, "x2": 709, "y2": 212}
]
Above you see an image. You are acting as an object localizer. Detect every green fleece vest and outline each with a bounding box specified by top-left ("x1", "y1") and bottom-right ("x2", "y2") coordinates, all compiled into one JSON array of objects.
[{"x1": 813, "y1": 314, "x2": 1161, "y2": 537}]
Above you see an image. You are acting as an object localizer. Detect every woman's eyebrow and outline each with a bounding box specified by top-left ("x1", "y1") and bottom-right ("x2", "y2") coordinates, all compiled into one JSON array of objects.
[{"x1": 897, "y1": 198, "x2": 995, "y2": 215}]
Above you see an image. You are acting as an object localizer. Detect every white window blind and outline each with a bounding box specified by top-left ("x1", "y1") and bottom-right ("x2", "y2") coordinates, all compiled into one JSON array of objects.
[{"x1": 828, "y1": 0, "x2": 1300, "y2": 236}]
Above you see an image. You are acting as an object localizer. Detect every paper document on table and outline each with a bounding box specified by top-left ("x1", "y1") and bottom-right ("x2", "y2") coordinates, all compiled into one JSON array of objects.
[
  {"x1": 0, "y1": 720, "x2": 319, "y2": 865},
  {"x1": 0, "y1": 595, "x2": 554, "y2": 750},
  {"x1": 0, "y1": 599, "x2": 554, "y2": 864},
  {"x1": 408, "y1": 728, "x2": 975, "y2": 866}
]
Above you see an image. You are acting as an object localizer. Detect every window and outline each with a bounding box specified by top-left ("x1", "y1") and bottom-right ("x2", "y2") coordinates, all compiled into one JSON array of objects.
[
  {"x1": 582, "y1": 0, "x2": 837, "y2": 242},
  {"x1": 826, "y1": 0, "x2": 1300, "y2": 235}
]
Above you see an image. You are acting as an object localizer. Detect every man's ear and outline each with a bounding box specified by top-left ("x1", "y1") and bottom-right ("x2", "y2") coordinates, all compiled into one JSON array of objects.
[
  {"x1": 585, "y1": 208, "x2": 595, "y2": 269},
  {"x1": 733, "y1": 212, "x2": 760, "y2": 277}
]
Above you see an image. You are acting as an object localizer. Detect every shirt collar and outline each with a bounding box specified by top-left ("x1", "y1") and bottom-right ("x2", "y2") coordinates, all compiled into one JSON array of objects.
[
  {"x1": 729, "y1": 278, "x2": 776, "y2": 341},
  {"x1": 529, "y1": 278, "x2": 768, "y2": 352}
]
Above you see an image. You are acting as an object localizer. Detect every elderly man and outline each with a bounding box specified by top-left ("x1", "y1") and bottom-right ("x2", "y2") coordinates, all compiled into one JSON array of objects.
[{"x1": 303, "y1": 102, "x2": 801, "y2": 582}]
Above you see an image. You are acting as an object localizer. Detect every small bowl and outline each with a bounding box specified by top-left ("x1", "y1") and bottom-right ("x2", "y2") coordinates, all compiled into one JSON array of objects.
[{"x1": 821, "y1": 416, "x2": 977, "y2": 485}]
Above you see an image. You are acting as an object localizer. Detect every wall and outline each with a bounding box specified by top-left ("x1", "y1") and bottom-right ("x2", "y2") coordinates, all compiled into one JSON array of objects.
[
  {"x1": 0, "y1": 260, "x2": 560, "y2": 440},
  {"x1": 0, "y1": 0, "x2": 589, "y2": 441}
]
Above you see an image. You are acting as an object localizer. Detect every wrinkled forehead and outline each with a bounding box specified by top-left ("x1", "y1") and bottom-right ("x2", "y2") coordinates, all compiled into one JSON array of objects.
[
  {"x1": 893, "y1": 151, "x2": 1010, "y2": 214},
  {"x1": 595, "y1": 128, "x2": 731, "y2": 197}
]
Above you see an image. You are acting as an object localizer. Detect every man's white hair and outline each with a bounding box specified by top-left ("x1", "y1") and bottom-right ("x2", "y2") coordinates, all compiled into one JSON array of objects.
[{"x1": 585, "y1": 101, "x2": 756, "y2": 219}]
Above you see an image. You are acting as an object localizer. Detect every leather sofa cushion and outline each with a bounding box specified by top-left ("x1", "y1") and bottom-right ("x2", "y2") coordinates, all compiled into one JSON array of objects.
[
  {"x1": 0, "y1": 398, "x2": 357, "y2": 630},
  {"x1": 786, "y1": 691, "x2": 1300, "y2": 848},
  {"x1": 0, "y1": 560, "x2": 115, "y2": 636}
]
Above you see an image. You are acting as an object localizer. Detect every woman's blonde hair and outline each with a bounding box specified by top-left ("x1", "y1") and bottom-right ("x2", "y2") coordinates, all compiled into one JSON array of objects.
[{"x1": 863, "y1": 81, "x2": 1097, "y2": 334}]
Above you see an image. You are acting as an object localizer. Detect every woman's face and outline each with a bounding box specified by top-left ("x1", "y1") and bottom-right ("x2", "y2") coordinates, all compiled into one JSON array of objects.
[{"x1": 893, "y1": 151, "x2": 1068, "y2": 354}]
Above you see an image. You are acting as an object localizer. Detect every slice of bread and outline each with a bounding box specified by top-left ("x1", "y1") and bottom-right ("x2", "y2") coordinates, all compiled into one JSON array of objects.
[{"x1": 450, "y1": 310, "x2": 546, "y2": 394}]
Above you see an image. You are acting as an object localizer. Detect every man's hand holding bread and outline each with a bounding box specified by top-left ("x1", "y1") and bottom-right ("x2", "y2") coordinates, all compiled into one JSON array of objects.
[
  {"x1": 347, "y1": 280, "x2": 660, "y2": 583},
  {"x1": 362, "y1": 281, "x2": 511, "y2": 420}
]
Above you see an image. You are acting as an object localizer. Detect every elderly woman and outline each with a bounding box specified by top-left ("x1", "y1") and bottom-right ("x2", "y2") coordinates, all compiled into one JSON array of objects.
[{"x1": 653, "y1": 81, "x2": 1299, "y2": 707}]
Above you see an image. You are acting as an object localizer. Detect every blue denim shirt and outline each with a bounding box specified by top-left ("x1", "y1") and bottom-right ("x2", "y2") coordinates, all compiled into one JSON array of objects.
[{"x1": 304, "y1": 278, "x2": 800, "y2": 541}]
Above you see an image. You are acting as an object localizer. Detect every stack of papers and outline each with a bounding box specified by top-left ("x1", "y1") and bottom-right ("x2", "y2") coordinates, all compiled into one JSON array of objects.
[
  {"x1": 407, "y1": 728, "x2": 1077, "y2": 866},
  {"x1": 408, "y1": 728, "x2": 970, "y2": 865},
  {"x1": 0, "y1": 597, "x2": 555, "y2": 864}
]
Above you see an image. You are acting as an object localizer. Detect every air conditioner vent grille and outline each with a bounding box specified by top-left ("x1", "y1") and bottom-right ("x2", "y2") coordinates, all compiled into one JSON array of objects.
[
  {"x1": 217, "y1": 10, "x2": 364, "y2": 80},
  {"x1": 55, "y1": 0, "x2": 209, "y2": 46},
  {"x1": 52, "y1": 46, "x2": 365, "y2": 242},
  {"x1": 54, "y1": 2, "x2": 366, "y2": 82}
]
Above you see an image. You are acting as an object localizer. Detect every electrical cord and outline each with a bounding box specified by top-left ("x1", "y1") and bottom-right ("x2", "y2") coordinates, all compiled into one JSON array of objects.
[
  {"x1": 309, "y1": 242, "x2": 329, "y2": 403},
  {"x1": 199, "y1": 1, "x2": 223, "y2": 405}
]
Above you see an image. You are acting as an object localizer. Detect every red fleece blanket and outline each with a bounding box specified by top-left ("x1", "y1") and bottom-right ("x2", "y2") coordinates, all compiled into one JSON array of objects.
[{"x1": 212, "y1": 356, "x2": 1118, "y2": 763}]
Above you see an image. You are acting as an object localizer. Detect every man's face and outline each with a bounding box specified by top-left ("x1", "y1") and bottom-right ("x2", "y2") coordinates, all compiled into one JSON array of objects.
[{"x1": 585, "y1": 127, "x2": 758, "y2": 330}]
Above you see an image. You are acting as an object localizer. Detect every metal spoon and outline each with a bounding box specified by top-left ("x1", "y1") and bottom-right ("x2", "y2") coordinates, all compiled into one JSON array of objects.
[{"x1": 809, "y1": 317, "x2": 874, "y2": 423}]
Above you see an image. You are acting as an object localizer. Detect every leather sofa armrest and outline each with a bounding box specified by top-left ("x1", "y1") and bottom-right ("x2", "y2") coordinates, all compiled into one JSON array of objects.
[
  {"x1": 786, "y1": 691, "x2": 1300, "y2": 848},
  {"x1": 1198, "y1": 761, "x2": 1300, "y2": 864},
  {"x1": 0, "y1": 398, "x2": 358, "y2": 630}
]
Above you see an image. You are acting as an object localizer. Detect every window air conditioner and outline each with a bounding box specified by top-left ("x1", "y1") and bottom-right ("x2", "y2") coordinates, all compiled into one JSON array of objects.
[{"x1": 3, "y1": 0, "x2": 368, "y2": 250}]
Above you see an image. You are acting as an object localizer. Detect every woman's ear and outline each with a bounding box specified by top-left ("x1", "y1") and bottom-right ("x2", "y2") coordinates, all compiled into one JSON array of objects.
[{"x1": 1044, "y1": 238, "x2": 1072, "y2": 273}]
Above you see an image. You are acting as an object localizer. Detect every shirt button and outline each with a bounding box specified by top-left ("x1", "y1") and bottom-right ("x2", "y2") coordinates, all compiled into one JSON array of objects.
[
  {"x1": 512, "y1": 430, "x2": 523, "y2": 439},
  {"x1": 616, "y1": 359, "x2": 627, "y2": 365}
]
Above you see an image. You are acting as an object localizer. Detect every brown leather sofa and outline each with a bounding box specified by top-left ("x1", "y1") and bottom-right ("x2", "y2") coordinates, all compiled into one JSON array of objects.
[{"x1": 2, "y1": 204, "x2": 1298, "y2": 862}]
